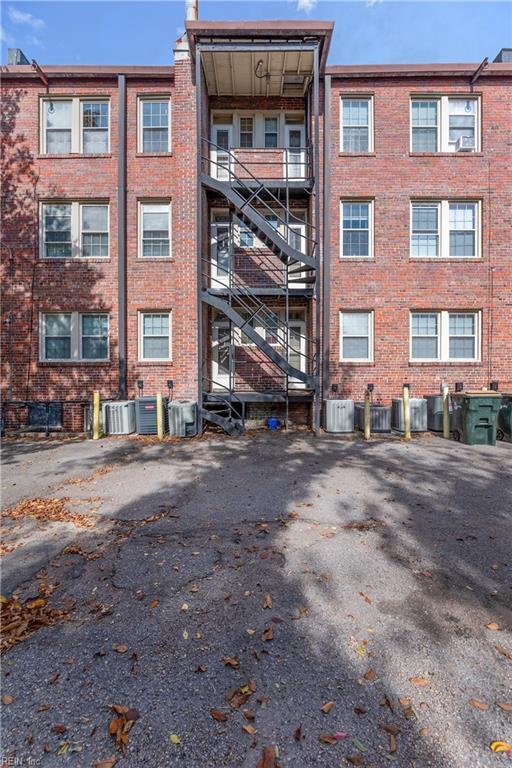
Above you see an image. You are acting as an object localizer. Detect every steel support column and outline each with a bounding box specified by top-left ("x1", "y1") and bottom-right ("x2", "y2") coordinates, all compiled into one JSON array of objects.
[
  {"x1": 196, "y1": 47, "x2": 203, "y2": 429},
  {"x1": 312, "y1": 43, "x2": 321, "y2": 433}
]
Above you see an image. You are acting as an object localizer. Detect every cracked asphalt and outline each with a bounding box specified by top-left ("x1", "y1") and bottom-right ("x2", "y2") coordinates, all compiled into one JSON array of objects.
[{"x1": 1, "y1": 431, "x2": 511, "y2": 768}]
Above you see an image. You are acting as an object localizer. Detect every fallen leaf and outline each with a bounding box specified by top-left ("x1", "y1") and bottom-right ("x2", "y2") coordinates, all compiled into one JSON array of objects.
[
  {"x1": 180, "y1": 603, "x2": 189, "y2": 612},
  {"x1": 263, "y1": 593, "x2": 273, "y2": 609},
  {"x1": 182, "y1": 629, "x2": 189, "y2": 640},
  {"x1": 319, "y1": 732, "x2": 338, "y2": 745},
  {"x1": 246, "y1": 628, "x2": 256, "y2": 635},
  {"x1": 256, "y1": 746, "x2": 276, "y2": 768},
  {"x1": 242, "y1": 724, "x2": 257, "y2": 735},
  {"x1": 94, "y1": 757, "x2": 117, "y2": 768},
  {"x1": 261, "y1": 627, "x2": 273, "y2": 642},
  {"x1": 358, "y1": 591, "x2": 372, "y2": 604},
  {"x1": 294, "y1": 724, "x2": 304, "y2": 741},
  {"x1": 2, "y1": 695, "x2": 14, "y2": 705},
  {"x1": 243, "y1": 708, "x2": 255, "y2": 721},
  {"x1": 495, "y1": 644, "x2": 512, "y2": 662},
  {"x1": 195, "y1": 665, "x2": 207, "y2": 673},
  {"x1": 63, "y1": 657, "x2": 75, "y2": 665},
  {"x1": 37, "y1": 704, "x2": 50, "y2": 712},
  {"x1": 222, "y1": 656, "x2": 239, "y2": 668},
  {"x1": 211, "y1": 709, "x2": 228, "y2": 722},
  {"x1": 108, "y1": 705, "x2": 139, "y2": 753},
  {"x1": 497, "y1": 702, "x2": 512, "y2": 712},
  {"x1": 352, "y1": 738, "x2": 367, "y2": 752},
  {"x1": 363, "y1": 668, "x2": 376, "y2": 682},
  {"x1": 52, "y1": 724, "x2": 67, "y2": 734},
  {"x1": 490, "y1": 741, "x2": 512, "y2": 753},
  {"x1": 354, "y1": 707, "x2": 367, "y2": 715},
  {"x1": 389, "y1": 733, "x2": 397, "y2": 754},
  {"x1": 169, "y1": 734, "x2": 181, "y2": 745},
  {"x1": 321, "y1": 700, "x2": 335, "y2": 714},
  {"x1": 379, "y1": 723, "x2": 400, "y2": 736},
  {"x1": 148, "y1": 599, "x2": 159, "y2": 609},
  {"x1": 409, "y1": 676, "x2": 429, "y2": 687},
  {"x1": 112, "y1": 644, "x2": 128, "y2": 654},
  {"x1": 469, "y1": 699, "x2": 489, "y2": 711},
  {"x1": 420, "y1": 727, "x2": 430, "y2": 737},
  {"x1": 486, "y1": 622, "x2": 501, "y2": 631},
  {"x1": 49, "y1": 672, "x2": 59, "y2": 684},
  {"x1": 346, "y1": 758, "x2": 364, "y2": 766}
]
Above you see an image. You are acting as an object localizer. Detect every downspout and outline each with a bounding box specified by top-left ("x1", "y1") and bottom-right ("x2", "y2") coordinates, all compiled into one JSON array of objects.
[
  {"x1": 313, "y1": 43, "x2": 321, "y2": 433},
  {"x1": 322, "y1": 75, "x2": 331, "y2": 404},
  {"x1": 117, "y1": 74, "x2": 127, "y2": 399},
  {"x1": 196, "y1": 47, "x2": 203, "y2": 423}
]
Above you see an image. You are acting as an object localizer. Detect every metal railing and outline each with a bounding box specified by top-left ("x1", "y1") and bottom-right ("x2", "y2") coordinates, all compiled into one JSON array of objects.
[{"x1": 202, "y1": 376, "x2": 245, "y2": 429}]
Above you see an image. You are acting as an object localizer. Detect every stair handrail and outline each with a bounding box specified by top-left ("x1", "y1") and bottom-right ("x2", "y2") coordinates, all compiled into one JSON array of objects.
[
  {"x1": 202, "y1": 376, "x2": 245, "y2": 429},
  {"x1": 202, "y1": 137, "x2": 317, "y2": 259}
]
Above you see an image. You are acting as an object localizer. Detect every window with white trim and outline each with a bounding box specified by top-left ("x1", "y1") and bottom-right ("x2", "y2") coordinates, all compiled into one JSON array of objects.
[
  {"x1": 339, "y1": 311, "x2": 373, "y2": 361},
  {"x1": 341, "y1": 201, "x2": 373, "y2": 258},
  {"x1": 410, "y1": 311, "x2": 480, "y2": 361},
  {"x1": 410, "y1": 96, "x2": 480, "y2": 152},
  {"x1": 411, "y1": 201, "x2": 479, "y2": 258},
  {"x1": 42, "y1": 98, "x2": 110, "y2": 154},
  {"x1": 139, "y1": 202, "x2": 171, "y2": 258},
  {"x1": 264, "y1": 117, "x2": 278, "y2": 148},
  {"x1": 138, "y1": 97, "x2": 171, "y2": 153},
  {"x1": 340, "y1": 97, "x2": 373, "y2": 153},
  {"x1": 40, "y1": 312, "x2": 109, "y2": 362},
  {"x1": 139, "y1": 312, "x2": 171, "y2": 361},
  {"x1": 41, "y1": 202, "x2": 109, "y2": 259},
  {"x1": 239, "y1": 117, "x2": 254, "y2": 148}
]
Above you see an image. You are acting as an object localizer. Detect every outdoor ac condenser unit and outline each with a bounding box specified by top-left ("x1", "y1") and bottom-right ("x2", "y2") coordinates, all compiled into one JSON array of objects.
[
  {"x1": 324, "y1": 399, "x2": 354, "y2": 433},
  {"x1": 455, "y1": 136, "x2": 475, "y2": 152},
  {"x1": 391, "y1": 398, "x2": 428, "y2": 433},
  {"x1": 168, "y1": 400, "x2": 198, "y2": 437},
  {"x1": 104, "y1": 401, "x2": 136, "y2": 435}
]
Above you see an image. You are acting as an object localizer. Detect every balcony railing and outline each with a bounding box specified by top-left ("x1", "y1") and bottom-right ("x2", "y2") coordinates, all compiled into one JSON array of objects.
[{"x1": 208, "y1": 143, "x2": 313, "y2": 184}]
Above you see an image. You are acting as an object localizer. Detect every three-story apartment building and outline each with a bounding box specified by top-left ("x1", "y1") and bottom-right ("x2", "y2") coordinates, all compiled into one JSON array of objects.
[{"x1": 1, "y1": 12, "x2": 511, "y2": 434}]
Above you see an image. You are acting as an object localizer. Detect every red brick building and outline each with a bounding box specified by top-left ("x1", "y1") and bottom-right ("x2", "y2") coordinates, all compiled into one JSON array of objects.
[{"x1": 1, "y1": 16, "x2": 511, "y2": 433}]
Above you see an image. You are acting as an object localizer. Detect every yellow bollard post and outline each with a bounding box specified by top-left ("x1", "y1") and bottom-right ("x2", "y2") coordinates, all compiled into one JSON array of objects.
[
  {"x1": 442, "y1": 384, "x2": 450, "y2": 439},
  {"x1": 92, "y1": 391, "x2": 101, "y2": 440},
  {"x1": 364, "y1": 389, "x2": 371, "y2": 440},
  {"x1": 403, "y1": 384, "x2": 411, "y2": 440},
  {"x1": 156, "y1": 392, "x2": 164, "y2": 440}
]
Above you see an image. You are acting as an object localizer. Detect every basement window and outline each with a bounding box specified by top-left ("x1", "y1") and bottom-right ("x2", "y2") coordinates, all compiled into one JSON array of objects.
[
  {"x1": 410, "y1": 311, "x2": 480, "y2": 362},
  {"x1": 41, "y1": 201, "x2": 109, "y2": 259},
  {"x1": 42, "y1": 98, "x2": 110, "y2": 154},
  {"x1": 138, "y1": 97, "x2": 171, "y2": 153},
  {"x1": 40, "y1": 312, "x2": 109, "y2": 362}
]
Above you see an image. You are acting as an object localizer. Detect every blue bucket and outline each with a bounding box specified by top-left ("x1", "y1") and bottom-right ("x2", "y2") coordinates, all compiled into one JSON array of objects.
[{"x1": 267, "y1": 417, "x2": 280, "y2": 430}]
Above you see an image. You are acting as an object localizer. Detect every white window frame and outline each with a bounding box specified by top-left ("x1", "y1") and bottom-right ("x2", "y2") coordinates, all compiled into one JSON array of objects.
[
  {"x1": 410, "y1": 200, "x2": 481, "y2": 259},
  {"x1": 409, "y1": 310, "x2": 481, "y2": 362},
  {"x1": 138, "y1": 311, "x2": 172, "y2": 362},
  {"x1": 138, "y1": 201, "x2": 172, "y2": 259},
  {"x1": 41, "y1": 97, "x2": 110, "y2": 155},
  {"x1": 339, "y1": 311, "x2": 374, "y2": 362},
  {"x1": 339, "y1": 96, "x2": 374, "y2": 154},
  {"x1": 340, "y1": 200, "x2": 374, "y2": 259},
  {"x1": 137, "y1": 96, "x2": 172, "y2": 153},
  {"x1": 39, "y1": 201, "x2": 109, "y2": 260},
  {"x1": 39, "y1": 311, "x2": 109, "y2": 363},
  {"x1": 410, "y1": 95, "x2": 481, "y2": 153}
]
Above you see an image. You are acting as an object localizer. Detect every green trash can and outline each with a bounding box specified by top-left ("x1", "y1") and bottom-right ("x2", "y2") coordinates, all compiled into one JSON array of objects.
[
  {"x1": 452, "y1": 392, "x2": 502, "y2": 446},
  {"x1": 497, "y1": 393, "x2": 512, "y2": 442}
]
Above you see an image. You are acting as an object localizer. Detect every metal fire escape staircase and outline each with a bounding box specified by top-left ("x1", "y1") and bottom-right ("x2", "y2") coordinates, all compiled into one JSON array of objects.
[{"x1": 200, "y1": 139, "x2": 319, "y2": 435}]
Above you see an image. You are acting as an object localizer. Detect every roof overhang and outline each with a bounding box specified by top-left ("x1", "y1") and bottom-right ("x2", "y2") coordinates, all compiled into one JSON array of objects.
[{"x1": 186, "y1": 20, "x2": 332, "y2": 97}]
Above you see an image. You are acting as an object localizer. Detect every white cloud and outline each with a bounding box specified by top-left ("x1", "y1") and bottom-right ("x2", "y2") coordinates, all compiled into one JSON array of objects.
[
  {"x1": 297, "y1": 0, "x2": 318, "y2": 12},
  {"x1": 366, "y1": 0, "x2": 382, "y2": 6},
  {"x1": 0, "y1": 25, "x2": 15, "y2": 45},
  {"x1": 7, "y1": 7, "x2": 45, "y2": 30},
  {"x1": 28, "y1": 34, "x2": 44, "y2": 48}
]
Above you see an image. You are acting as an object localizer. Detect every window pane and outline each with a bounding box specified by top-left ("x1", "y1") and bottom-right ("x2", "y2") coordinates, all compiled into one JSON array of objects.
[
  {"x1": 412, "y1": 205, "x2": 438, "y2": 231},
  {"x1": 449, "y1": 203, "x2": 475, "y2": 230},
  {"x1": 240, "y1": 117, "x2": 253, "y2": 148},
  {"x1": 45, "y1": 337, "x2": 71, "y2": 359},
  {"x1": 343, "y1": 99, "x2": 369, "y2": 126},
  {"x1": 412, "y1": 127, "x2": 437, "y2": 152},
  {"x1": 46, "y1": 130, "x2": 72, "y2": 154},
  {"x1": 411, "y1": 205, "x2": 439, "y2": 257},
  {"x1": 82, "y1": 314, "x2": 107, "y2": 336},
  {"x1": 143, "y1": 128, "x2": 168, "y2": 153},
  {"x1": 412, "y1": 100, "x2": 438, "y2": 127},
  {"x1": 83, "y1": 129, "x2": 108, "y2": 153},
  {"x1": 143, "y1": 101, "x2": 169, "y2": 127},
  {"x1": 82, "y1": 338, "x2": 108, "y2": 359},
  {"x1": 343, "y1": 337, "x2": 368, "y2": 359},
  {"x1": 343, "y1": 127, "x2": 369, "y2": 153},
  {"x1": 143, "y1": 337, "x2": 169, "y2": 359},
  {"x1": 45, "y1": 313, "x2": 71, "y2": 336},
  {"x1": 449, "y1": 204, "x2": 476, "y2": 256},
  {"x1": 449, "y1": 338, "x2": 475, "y2": 358},
  {"x1": 82, "y1": 234, "x2": 108, "y2": 257},
  {"x1": 412, "y1": 337, "x2": 438, "y2": 359},
  {"x1": 343, "y1": 312, "x2": 369, "y2": 336},
  {"x1": 264, "y1": 118, "x2": 278, "y2": 148},
  {"x1": 82, "y1": 102, "x2": 108, "y2": 129},
  {"x1": 44, "y1": 205, "x2": 72, "y2": 258},
  {"x1": 412, "y1": 313, "x2": 437, "y2": 336},
  {"x1": 449, "y1": 313, "x2": 474, "y2": 336},
  {"x1": 44, "y1": 313, "x2": 71, "y2": 360},
  {"x1": 81, "y1": 313, "x2": 109, "y2": 360},
  {"x1": 82, "y1": 205, "x2": 108, "y2": 231},
  {"x1": 45, "y1": 101, "x2": 71, "y2": 129},
  {"x1": 142, "y1": 205, "x2": 169, "y2": 257},
  {"x1": 143, "y1": 314, "x2": 169, "y2": 335}
]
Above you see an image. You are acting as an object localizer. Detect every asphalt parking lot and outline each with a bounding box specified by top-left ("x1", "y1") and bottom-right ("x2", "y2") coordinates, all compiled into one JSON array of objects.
[{"x1": 1, "y1": 431, "x2": 511, "y2": 767}]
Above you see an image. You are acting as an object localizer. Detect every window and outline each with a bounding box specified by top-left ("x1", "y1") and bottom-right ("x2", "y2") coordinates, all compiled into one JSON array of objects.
[
  {"x1": 410, "y1": 311, "x2": 480, "y2": 361},
  {"x1": 42, "y1": 98, "x2": 110, "y2": 154},
  {"x1": 238, "y1": 311, "x2": 257, "y2": 346},
  {"x1": 41, "y1": 312, "x2": 109, "y2": 362},
  {"x1": 340, "y1": 311, "x2": 373, "y2": 361},
  {"x1": 410, "y1": 96, "x2": 480, "y2": 152},
  {"x1": 411, "y1": 203, "x2": 439, "y2": 257},
  {"x1": 264, "y1": 117, "x2": 278, "y2": 148},
  {"x1": 411, "y1": 201, "x2": 479, "y2": 259},
  {"x1": 41, "y1": 201, "x2": 109, "y2": 259},
  {"x1": 81, "y1": 205, "x2": 109, "y2": 258},
  {"x1": 81, "y1": 102, "x2": 109, "y2": 153},
  {"x1": 139, "y1": 98, "x2": 171, "y2": 153},
  {"x1": 340, "y1": 98, "x2": 372, "y2": 153},
  {"x1": 239, "y1": 117, "x2": 254, "y2": 148},
  {"x1": 43, "y1": 100, "x2": 72, "y2": 154},
  {"x1": 341, "y1": 201, "x2": 372, "y2": 258},
  {"x1": 411, "y1": 100, "x2": 438, "y2": 152},
  {"x1": 140, "y1": 203, "x2": 171, "y2": 258},
  {"x1": 139, "y1": 312, "x2": 171, "y2": 361},
  {"x1": 239, "y1": 223, "x2": 254, "y2": 248}
]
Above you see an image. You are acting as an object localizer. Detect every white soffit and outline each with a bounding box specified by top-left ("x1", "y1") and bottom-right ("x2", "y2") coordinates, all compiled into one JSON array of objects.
[{"x1": 201, "y1": 49, "x2": 314, "y2": 96}]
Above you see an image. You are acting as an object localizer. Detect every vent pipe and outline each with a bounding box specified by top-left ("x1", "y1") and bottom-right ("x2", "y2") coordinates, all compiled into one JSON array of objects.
[{"x1": 185, "y1": 0, "x2": 198, "y2": 21}]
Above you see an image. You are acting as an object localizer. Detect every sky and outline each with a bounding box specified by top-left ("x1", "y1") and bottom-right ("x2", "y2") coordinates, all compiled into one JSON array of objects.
[{"x1": 1, "y1": 0, "x2": 510, "y2": 67}]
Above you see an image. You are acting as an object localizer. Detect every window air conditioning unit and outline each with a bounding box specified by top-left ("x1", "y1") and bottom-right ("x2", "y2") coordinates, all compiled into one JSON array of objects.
[{"x1": 455, "y1": 136, "x2": 475, "y2": 152}]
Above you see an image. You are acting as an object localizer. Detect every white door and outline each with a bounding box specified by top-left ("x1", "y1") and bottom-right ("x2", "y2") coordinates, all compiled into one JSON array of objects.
[
  {"x1": 211, "y1": 216, "x2": 230, "y2": 287},
  {"x1": 288, "y1": 318, "x2": 307, "y2": 389},
  {"x1": 287, "y1": 222, "x2": 307, "y2": 289},
  {"x1": 285, "y1": 125, "x2": 306, "y2": 179},
  {"x1": 212, "y1": 321, "x2": 231, "y2": 388},
  {"x1": 211, "y1": 125, "x2": 233, "y2": 180}
]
